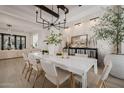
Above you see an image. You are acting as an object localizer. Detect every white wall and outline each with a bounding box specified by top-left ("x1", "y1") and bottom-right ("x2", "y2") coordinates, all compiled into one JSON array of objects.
[
  {"x1": 37, "y1": 29, "x2": 49, "y2": 50},
  {"x1": 121, "y1": 43, "x2": 124, "y2": 54}
]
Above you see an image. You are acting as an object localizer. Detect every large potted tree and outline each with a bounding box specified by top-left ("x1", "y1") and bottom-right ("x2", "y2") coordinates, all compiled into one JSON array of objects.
[
  {"x1": 93, "y1": 6, "x2": 124, "y2": 79},
  {"x1": 94, "y1": 6, "x2": 124, "y2": 54},
  {"x1": 44, "y1": 31, "x2": 62, "y2": 55}
]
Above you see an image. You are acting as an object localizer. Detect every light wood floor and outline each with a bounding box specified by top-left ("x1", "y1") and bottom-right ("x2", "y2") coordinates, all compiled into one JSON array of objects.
[{"x1": 0, "y1": 58, "x2": 123, "y2": 88}]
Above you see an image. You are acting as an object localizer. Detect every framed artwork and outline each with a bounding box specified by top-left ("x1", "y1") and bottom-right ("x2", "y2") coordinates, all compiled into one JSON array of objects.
[{"x1": 71, "y1": 34, "x2": 88, "y2": 47}]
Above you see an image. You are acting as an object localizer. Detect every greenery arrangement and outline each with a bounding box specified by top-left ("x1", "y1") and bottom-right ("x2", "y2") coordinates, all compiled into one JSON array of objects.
[
  {"x1": 44, "y1": 31, "x2": 62, "y2": 46},
  {"x1": 93, "y1": 6, "x2": 124, "y2": 54},
  {"x1": 56, "y1": 52, "x2": 63, "y2": 56}
]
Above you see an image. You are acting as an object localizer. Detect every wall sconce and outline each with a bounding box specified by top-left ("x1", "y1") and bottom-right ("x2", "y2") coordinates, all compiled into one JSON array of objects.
[
  {"x1": 64, "y1": 27, "x2": 69, "y2": 30},
  {"x1": 90, "y1": 17, "x2": 99, "y2": 21},
  {"x1": 74, "y1": 23, "x2": 81, "y2": 26}
]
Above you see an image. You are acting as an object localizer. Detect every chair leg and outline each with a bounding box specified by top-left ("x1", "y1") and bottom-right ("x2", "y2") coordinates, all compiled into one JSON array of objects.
[
  {"x1": 25, "y1": 68, "x2": 30, "y2": 79},
  {"x1": 57, "y1": 84, "x2": 59, "y2": 88},
  {"x1": 97, "y1": 80, "x2": 104, "y2": 88},
  {"x1": 70, "y1": 72, "x2": 75, "y2": 88},
  {"x1": 22, "y1": 63, "x2": 26, "y2": 74},
  {"x1": 42, "y1": 75, "x2": 46, "y2": 88},
  {"x1": 32, "y1": 72, "x2": 38, "y2": 88},
  {"x1": 103, "y1": 81, "x2": 107, "y2": 88},
  {"x1": 27, "y1": 68, "x2": 33, "y2": 81},
  {"x1": 36, "y1": 71, "x2": 43, "y2": 80}
]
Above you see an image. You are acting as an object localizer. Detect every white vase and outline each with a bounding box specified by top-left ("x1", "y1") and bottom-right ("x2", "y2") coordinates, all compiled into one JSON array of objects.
[{"x1": 48, "y1": 44, "x2": 56, "y2": 56}]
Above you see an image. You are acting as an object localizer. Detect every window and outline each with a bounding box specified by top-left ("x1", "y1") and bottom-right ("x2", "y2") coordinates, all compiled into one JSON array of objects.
[
  {"x1": 3, "y1": 34, "x2": 10, "y2": 50},
  {"x1": 33, "y1": 33, "x2": 38, "y2": 48},
  {"x1": 21, "y1": 36, "x2": 26, "y2": 49},
  {"x1": 11, "y1": 35, "x2": 15, "y2": 49},
  {"x1": 0, "y1": 33, "x2": 26, "y2": 50}
]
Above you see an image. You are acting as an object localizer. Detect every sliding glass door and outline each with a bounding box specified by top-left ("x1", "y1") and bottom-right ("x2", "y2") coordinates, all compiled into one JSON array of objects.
[
  {"x1": 16, "y1": 36, "x2": 21, "y2": 49},
  {"x1": 21, "y1": 36, "x2": 26, "y2": 49},
  {"x1": 3, "y1": 34, "x2": 10, "y2": 50},
  {"x1": 11, "y1": 35, "x2": 15, "y2": 49},
  {"x1": 0, "y1": 33, "x2": 26, "y2": 50}
]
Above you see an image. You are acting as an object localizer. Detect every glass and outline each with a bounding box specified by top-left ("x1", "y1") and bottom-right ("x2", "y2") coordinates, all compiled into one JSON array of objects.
[
  {"x1": 16, "y1": 36, "x2": 21, "y2": 49},
  {"x1": 3, "y1": 35, "x2": 10, "y2": 50},
  {"x1": 10, "y1": 35, "x2": 15, "y2": 49},
  {"x1": 21, "y1": 37, "x2": 26, "y2": 49}
]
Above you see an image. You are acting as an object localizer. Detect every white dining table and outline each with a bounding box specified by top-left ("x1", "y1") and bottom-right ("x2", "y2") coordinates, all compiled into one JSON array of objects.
[{"x1": 28, "y1": 52, "x2": 98, "y2": 88}]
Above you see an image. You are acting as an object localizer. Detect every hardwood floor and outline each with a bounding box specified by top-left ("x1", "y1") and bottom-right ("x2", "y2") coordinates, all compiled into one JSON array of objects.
[{"x1": 0, "y1": 58, "x2": 123, "y2": 88}]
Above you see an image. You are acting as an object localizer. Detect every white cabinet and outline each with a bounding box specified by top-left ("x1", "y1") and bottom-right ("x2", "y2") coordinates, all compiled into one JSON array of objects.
[{"x1": 0, "y1": 48, "x2": 41, "y2": 60}]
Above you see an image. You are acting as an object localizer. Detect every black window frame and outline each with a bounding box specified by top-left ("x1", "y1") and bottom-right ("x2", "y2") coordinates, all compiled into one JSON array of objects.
[{"x1": 0, "y1": 33, "x2": 26, "y2": 50}]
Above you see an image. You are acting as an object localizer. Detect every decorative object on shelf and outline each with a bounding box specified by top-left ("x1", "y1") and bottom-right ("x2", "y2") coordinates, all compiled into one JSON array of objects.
[
  {"x1": 44, "y1": 31, "x2": 62, "y2": 55},
  {"x1": 56, "y1": 52, "x2": 63, "y2": 56},
  {"x1": 35, "y1": 5, "x2": 69, "y2": 30},
  {"x1": 93, "y1": 6, "x2": 124, "y2": 54},
  {"x1": 42, "y1": 49, "x2": 49, "y2": 55},
  {"x1": 71, "y1": 34, "x2": 88, "y2": 48}
]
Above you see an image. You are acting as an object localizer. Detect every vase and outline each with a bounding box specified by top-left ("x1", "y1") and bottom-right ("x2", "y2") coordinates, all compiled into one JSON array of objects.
[{"x1": 48, "y1": 44, "x2": 56, "y2": 56}]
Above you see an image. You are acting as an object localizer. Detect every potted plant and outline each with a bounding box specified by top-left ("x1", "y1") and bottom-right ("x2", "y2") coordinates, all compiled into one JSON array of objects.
[
  {"x1": 93, "y1": 6, "x2": 124, "y2": 54},
  {"x1": 44, "y1": 31, "x2": 62, "y2": 55}
]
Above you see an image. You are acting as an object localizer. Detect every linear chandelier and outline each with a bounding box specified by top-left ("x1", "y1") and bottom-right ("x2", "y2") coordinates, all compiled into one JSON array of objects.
[{"x1": 35, "y1": 5, "x2": 69, "y2": 30}]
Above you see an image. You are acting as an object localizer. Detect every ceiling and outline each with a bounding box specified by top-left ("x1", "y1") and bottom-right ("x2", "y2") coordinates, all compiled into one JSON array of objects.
[{"x1": 0, "y1": 5, "x2": 108, "y2": 33}]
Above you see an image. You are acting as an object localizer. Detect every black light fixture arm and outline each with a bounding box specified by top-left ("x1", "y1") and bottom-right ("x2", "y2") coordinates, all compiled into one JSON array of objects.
[{"x1": 35, "y1": 5, "x2": 69, "y2": 30}]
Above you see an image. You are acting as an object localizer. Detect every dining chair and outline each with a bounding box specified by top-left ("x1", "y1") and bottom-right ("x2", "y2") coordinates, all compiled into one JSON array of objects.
[
  {"x1": 22, "y1": 52, "x2": 31, "y2": 78},
  {"x1": 28, "y1": 55, "x2": 44, "y2": 87},
  {"x1": 74, "y1": 55, "x2": 112, "y2": 88},
  {"x1": 40, "y1": 58, "x2": 71, "y2": 88}
]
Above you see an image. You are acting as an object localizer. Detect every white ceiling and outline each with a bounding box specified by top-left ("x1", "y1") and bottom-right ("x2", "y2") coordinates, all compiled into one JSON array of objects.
[{"x1": 0, "y1": 5, "x2": 108, "y2": 33}]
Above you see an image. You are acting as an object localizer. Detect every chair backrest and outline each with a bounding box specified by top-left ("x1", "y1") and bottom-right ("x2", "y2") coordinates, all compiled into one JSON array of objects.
[
  {"x1": 28, "y1": 54, "x2": 38, "y2": 66},
  {"x1": 100, "y1": 55, "x2": 112, "y2": 81},
  {"x1": 40, "y1": 58, "x2": 57, "y2": 77},
  {"x1": 22, "y1": 53, "x2": 28, "y2": 61},
  {"x1": 22, "y1": 53, "x2": 29, "y2": 65}
]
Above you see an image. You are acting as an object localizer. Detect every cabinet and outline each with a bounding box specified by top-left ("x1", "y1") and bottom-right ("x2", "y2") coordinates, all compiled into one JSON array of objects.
[{"x1": 63, "y1": 47, "x2": 98, "y2": 59}]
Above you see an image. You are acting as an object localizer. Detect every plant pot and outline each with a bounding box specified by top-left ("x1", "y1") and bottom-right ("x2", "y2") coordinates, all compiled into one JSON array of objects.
[{"x1": 109, "y1": 54, "x2": 124, "y2": 79}]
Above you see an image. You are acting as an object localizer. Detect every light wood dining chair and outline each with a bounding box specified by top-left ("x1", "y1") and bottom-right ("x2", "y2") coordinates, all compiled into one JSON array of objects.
[
  {"x1": 74, "y1": 55, "x2": 112, "y2": 88},
  {"x1": 28, "y1": 55, "x2": 44, "y2": 87},
  {"x1": 40, "y1": 58, "x2": 71, "y2": 88},
  {"x1": 22, "y1": 52, "x2": 32, "y2": 78}
]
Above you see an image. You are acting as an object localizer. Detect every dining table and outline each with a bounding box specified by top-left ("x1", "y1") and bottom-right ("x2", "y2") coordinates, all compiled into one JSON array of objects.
[{"x1": 28, "y1": 52, "x2": 98, "y2": 88}]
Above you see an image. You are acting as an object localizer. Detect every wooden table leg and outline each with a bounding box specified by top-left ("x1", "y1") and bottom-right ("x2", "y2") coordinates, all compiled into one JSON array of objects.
[
  {"x1": 82, "y1": 72, "x2": 87, "y2": 88},
  {"x1": 70, "y1": 72, "x2": 75, "y2": 88}
]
